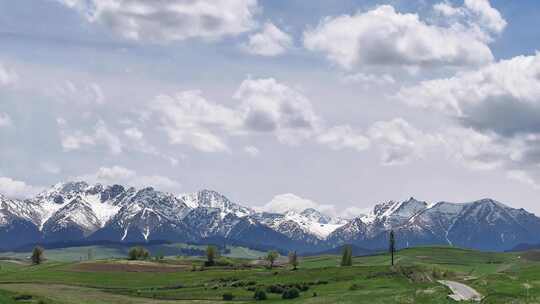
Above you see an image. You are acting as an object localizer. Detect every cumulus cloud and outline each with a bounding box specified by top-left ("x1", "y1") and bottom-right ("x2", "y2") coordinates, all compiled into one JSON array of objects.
[
  {"x1": 244, "y1": 145, "x2": 260, "y2": 157},
  {"x1": 78, "y1": 166, "x2": 181, "y2": 191},
  {"x1": 234, "y1": 77, "x2": 320, "y2": 144},
  {"x1": 123, "y1": 127, "x2": 143, "y2": 140},
  {"x1": 149, "y1": 90, "x2": 240, "y2": 152},
  {"x1": 40, "y1": 162, "x2": 62, "y2": 175},
  {"x1": 259, "y1": 193, "x2": 338, "y2": 215},
  {"x1": 0, "y1": 113, "x2": 13, "y2": 128},
  {"x1": 368, "y1": 118, "x2": 441, "y2": 166},
  {"x1": 397, "y1": 53, "x2": 540, "y2": 136},
  {"x1": 0, "y1": 177, "x2": 43, "y2": 199},
  {"x1": 434, "y1": 0, "x2": 506, "y2": 35},
  {"x1": 53, "y1": 81, "x2": 105, "y2": 105},
  {"x1": 397, "y1": 53, "x2": 540, "y2": 186},
  {"x1": 341, "y1": 72, "x2": 395, "y2": 87},
  {"x1": 317, "y1": 125, "x2": 370, "y2": 152},
  {"x1": 242, "y1": 22, "x2": 293, "y2": 56},
  {"x1": 60, "y1": 120, "x2": 122, "y2": 154},
  {"x1": 0, "y1": 63, "x2": 18, "y2": 86},
  {"x1": 303, "y1": 4, "x2": 500, "y2": 69},
  {"x1": 149, "y1": 78, "x2": 321, "y2": 151},
  {"x1": 58, "y1": 0, "x2": 259, "y2": 42},
  {"x1": 464, "y1": 0, "x2": 507, "y2": 34}
]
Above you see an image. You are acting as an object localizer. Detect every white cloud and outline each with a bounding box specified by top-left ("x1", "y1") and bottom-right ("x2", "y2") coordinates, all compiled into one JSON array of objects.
[
  {"x1": 40, "y1": 162, "x2": 62, "y2": 175},
  {"x1": 234, "y1": 77, "x2": 320, "y2": 145},
  {"x1": 60, "y1": 120, "x2": 122, "y2": 155},
  {"x1": 397, "y1": 53, "x2": 540, "y2": 121},
  {"x1": 259, "y1": 193, "x2": 337, "y2": 215},
  {"x1": 507, "y1": 170, "x2": 540, "y2": 189},
  {"x1": 53, "y1": 81, "x2": 105, "y2": 105},
  {"x1": 95, "y1": 120, "x2": 122, "y2": 154},
  {"x1": 258, "y1": 193, "x2": 362, "y2": 218},
  {"x1": 242, "y1": 22, "x2": 292, "y2": 56},
  {"x1": 341, "y1": 72, "x2": 395, "y2": 86},
  {"x1": 0, "y1": 177, "x2": 43, "y2": 199},
  {"x1": 303, "y1": 4, "x2": 496, "y2": 69},
  {"x1": 59, "y1": 0, "x2": 259, "y2": 42},
  {"x1": 396, "y1": 53, "x2": 540, "y2": 186},
  {"x1": 434, "y1": 0, "x2": 506, "y2": 34},
  {"x1": 150, "y1": 78, "x2": 321, "y2": 151},
  {"x1": 124, "y1": 127, "x2": 143, "y2": 140},
  {"x1": 149, "y1": 90, "x2": 240, "y2": 152},
  {"x1": 441, "y1": 127, "x2": 511, "y2": 170},
  {"x1": 464, "y1": 0, "x2": 507, "y2": 34},
  {"x1": 244, "y1": 145, "x2": 260, "y2": 157},
  {"x1": 0, "y1": 63, "x2": 18, "y2": 86},
  {"x1": 78, "y1": 166, "x2": 181, "y2": 191},
  {"x1": 368, "y1": 118, "x2": 441, "y2": 166},
  {"x1": 317, "y1": 125, "x2": 370, "y2": 152},
  {"x1": 0, "y1": 113, "x2": 13, "y2": 128}
]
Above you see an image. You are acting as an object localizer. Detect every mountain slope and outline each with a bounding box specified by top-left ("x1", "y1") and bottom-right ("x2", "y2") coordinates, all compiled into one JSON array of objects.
[{"x1": 2, "y1": 182, "x2": 540, "y2": 252}]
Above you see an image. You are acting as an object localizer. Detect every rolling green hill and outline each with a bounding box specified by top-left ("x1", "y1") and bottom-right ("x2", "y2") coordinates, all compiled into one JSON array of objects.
[{"x1": 0, "y1": 246, "x2": 538, "y2": 303}]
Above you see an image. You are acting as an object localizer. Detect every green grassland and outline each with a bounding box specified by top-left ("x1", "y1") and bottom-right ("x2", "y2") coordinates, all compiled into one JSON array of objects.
[
  {"x1": 0, "y1": 243, "x2": 266, "y2": 262},
  {"x1": 0, "y1": 246, "x2": 539, "y2": 303}
]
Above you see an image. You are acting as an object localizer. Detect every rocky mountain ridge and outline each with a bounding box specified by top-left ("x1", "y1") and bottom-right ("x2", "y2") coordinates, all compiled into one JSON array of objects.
[{"x1": 1, "y1": 182, "x2": 539, "y2": 252}]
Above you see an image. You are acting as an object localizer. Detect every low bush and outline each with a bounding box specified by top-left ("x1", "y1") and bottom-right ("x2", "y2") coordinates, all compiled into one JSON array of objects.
[
  {"x1": 349, "y1": 283, "x2": 362, "y2": 290},
  {"x1": 13, "y1": 294, "x2": 33, "y2": 301},
  {"x1": 254, "y1": 289, "x2": 267, "y2": 300},
  {"x1": 282, "y1": 288, "x2": 300, "y2": 299},
  {"x1": 267, "y1": 284, "x2": 285, "y2": 294},
  {"x1": 222, "y1": 292, "x2": 235, "y2": 301}
]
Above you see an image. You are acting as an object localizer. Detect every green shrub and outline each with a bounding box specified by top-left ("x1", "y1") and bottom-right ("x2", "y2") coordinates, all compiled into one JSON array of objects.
[
  {"x1": 13, "y1": 294, "x2": 33, "y2": 300},
  {"x1": 222, "y1": 292, "x2": 234, "y2": 301},
  {"x1": 254, "y1": 289, "x2": 267, "y2": 300},
  {"x1": 349, "y1": 283, "x2": 361, "y2": 290},
  {"x1": 267, "y1": 285, "x2": 285, "y2": 294},
  {"x1": 128, "y1": 246, "x2": 150, "y2": 260},
  {"x1": 282, "y1": 288, "x2": 300, "y2": 299}
]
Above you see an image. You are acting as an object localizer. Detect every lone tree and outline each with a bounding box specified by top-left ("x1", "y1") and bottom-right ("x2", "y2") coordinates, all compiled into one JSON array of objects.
[
  {"x1": 389, "y1": 230, "x2": 396, "y2": 266},
  {"x1": 206, "y1": 245, "x2": 218, "y2": 266},
  {"x1": 341, "y1": 245, "x2": 352, "y2": 266},
  {"x1": 266, "y1": 250, "x2": 279, "y2": 269},
  {"x1": 31, "y1": 246, "x2": 45, "y2": 265},
  {"x1": 288, "y1": 251, "x2": 299, "y2": 270},
  {"x1": 87, "y1": 248, "x2": 94, "y2": 261}
]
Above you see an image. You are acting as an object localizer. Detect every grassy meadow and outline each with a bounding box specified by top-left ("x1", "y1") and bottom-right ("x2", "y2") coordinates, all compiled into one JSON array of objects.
[{"x1": 0, "y1": 246, "x2": 539, "y2": 303}]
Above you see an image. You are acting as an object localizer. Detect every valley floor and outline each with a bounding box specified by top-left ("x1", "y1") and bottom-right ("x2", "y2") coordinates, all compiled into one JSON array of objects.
[{"x1": 1, "y1": 246, "x2": 539, "y2": 303}]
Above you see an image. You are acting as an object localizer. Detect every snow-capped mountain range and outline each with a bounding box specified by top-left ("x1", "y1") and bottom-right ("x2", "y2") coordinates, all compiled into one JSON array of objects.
[{"x1": 2, "y1": 182, "x2": 540, "y2": 252}]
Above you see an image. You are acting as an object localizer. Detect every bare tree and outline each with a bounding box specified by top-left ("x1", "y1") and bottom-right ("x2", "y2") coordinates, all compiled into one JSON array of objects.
[
  {"x1": 288, "y1": 251, "x2": 299, "y2": 270},
  {"x1": 266, "y1": 250, "x2": 279, "y2": 269}
]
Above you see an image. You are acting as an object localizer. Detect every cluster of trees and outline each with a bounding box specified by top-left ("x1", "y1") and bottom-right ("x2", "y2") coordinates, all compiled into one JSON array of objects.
[
  {"x1": 128, "y1": 246, "x2": 150, "y2": 260},
  {"x1": 27, "y1": 231, "x2": 397, "y2": 268}
]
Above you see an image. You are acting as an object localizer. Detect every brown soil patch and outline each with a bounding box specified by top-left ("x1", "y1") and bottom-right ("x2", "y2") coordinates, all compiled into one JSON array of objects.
[
  {"x1": 522, "y1": 250, "x2": 540, "y2": 262},
  {"x1": 71, "y1": 261, "x2": 190, "y2": 273}
]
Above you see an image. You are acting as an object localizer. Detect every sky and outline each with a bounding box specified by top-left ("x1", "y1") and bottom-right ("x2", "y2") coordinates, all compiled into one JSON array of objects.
[{"x1": 1, "y1": 0, "x2": 540, "y2": 217}]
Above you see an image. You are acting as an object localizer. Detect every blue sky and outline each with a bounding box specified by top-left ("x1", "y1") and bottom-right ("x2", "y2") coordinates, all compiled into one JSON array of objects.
[{"x1": 1, "y1": 0, "x2": 540, "y2": 216}]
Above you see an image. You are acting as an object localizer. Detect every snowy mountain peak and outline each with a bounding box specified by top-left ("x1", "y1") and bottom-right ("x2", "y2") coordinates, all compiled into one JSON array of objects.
[
  {"x1": 299, "y1": 208, "x2": 331, "y2": 224},
  {"x1": 178, "y1": 189, "x2": 253, "y2": 218},
  {"x1": 3, "y1": 182, "x2": 540, "y2": 252}
]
